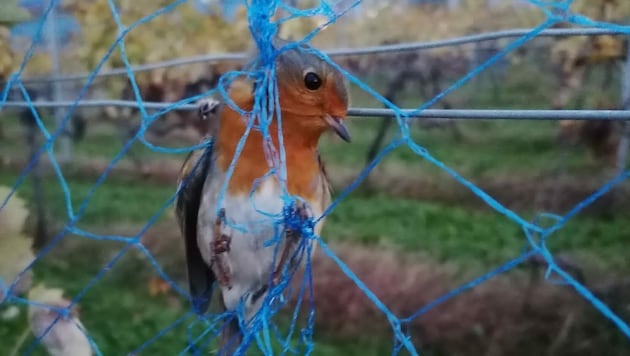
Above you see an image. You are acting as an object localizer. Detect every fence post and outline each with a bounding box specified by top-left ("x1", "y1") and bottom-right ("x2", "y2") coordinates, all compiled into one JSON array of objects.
[
  {"x1": 46, "y1": 1, "x2": 72, "y2": 164},
  {"x1": 615, "y1": 39, "x2": 630, "y2": 175}
]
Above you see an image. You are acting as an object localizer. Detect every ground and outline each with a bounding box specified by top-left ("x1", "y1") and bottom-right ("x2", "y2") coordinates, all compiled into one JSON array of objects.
[{"x1": 0, "y1": 61, "x2": 629, "y2": 355}]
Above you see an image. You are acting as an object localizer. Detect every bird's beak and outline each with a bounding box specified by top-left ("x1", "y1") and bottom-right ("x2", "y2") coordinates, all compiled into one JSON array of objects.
[{"x1": 323, "y1": 114, "x2": 351, "y2": 142}]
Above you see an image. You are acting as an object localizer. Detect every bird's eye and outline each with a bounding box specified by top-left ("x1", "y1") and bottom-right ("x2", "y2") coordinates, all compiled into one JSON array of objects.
[{"x1": 303, "y1": 72, "x2": 322, "y2": 90}]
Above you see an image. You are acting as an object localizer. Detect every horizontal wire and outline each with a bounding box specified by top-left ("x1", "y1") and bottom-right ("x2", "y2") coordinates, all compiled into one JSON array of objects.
[
  {"x1": 3, "y1": 100, "x2": 630, "y2": 120},
  {"x1": 19, "y1": 27, "x2": 625, "y2": 84},
  {"x1": 323, "y1": 27, "x2": 626, "y2": 56}
]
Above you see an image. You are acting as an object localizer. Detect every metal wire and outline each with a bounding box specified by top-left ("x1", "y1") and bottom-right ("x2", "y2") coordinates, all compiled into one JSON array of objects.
[
  {"x1": 19, "y1": 27, "x2": 625, "y2": 84},
  {"x1": 324, "y1": 28, "x2": 623, "y2": 56},
  {"x1": 3, "y1": 100, "x2": 630, "y2": 120}
]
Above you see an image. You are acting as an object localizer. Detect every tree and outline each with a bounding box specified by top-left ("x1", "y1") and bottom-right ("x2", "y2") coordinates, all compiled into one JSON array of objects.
[{"x1": 0, "y1": 0, "x2": 31, "y2": 80}]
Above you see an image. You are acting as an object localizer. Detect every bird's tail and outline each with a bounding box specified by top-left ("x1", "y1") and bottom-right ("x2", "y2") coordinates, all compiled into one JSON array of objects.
[{"x1": 218, "y1": 316, "x2": 242, "y2": 356}]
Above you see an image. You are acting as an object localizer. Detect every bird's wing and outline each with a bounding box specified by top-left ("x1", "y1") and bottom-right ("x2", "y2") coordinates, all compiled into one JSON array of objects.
[{"x1": 175, "y1": 141, "x2": 216, "y2": 315}]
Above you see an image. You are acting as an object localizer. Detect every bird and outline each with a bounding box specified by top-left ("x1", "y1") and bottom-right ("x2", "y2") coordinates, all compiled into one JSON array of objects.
[{"x1": 175, "y1": 38, "x2": 351, "y2": 355}]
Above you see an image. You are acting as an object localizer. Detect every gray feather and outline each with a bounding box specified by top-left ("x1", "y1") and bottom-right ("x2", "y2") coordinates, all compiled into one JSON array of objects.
[{"x1": 175, "y1": 143, "x2": 216, "y2": 315}]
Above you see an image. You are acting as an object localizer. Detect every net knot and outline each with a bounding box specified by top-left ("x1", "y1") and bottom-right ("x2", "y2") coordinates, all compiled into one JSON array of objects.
[{"x1": 283, "y1": 199, "x2": 315, "y2": 241}]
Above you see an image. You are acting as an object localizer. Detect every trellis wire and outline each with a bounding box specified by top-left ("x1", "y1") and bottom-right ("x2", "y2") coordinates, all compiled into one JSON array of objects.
[
  {"x1": 18, "y1": 27, "x2": 627, "y2": 84},
  {"x1": 4, "y1": 100, "x2": 630, "y2": 120},
  {"x1": 0, "y1": 1, "x2": 629, "y2": 356}
]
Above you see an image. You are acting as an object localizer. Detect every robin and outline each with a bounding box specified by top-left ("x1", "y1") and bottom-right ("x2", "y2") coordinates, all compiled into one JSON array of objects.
[{"x1": 175, "y1": 38, "x2": 351, "y2": 354}]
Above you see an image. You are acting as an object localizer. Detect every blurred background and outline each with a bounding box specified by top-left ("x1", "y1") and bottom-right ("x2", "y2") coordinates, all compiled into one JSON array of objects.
[{"x1": 1, "y1": 0, "x2": 630, "y2": 355}]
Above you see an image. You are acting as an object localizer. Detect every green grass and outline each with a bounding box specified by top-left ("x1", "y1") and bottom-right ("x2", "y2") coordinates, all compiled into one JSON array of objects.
[
  {"x1": 319, "y1": 118, "x2": 600, "y2": 179},
  {"x1": 0, "y1": 116, "x2": 179, "y2": 163},
  {"x1": 0, "y1": 172, "x2": 173, "y2": 228},
  {"x1": 325, "y1": 193, "x2": 630, "y2": 270}
]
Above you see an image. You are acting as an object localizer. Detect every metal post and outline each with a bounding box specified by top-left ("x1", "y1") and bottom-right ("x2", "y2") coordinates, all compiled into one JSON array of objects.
[
  {"x1": 615, "y1": 40, "x2": 630, "y2": 175},
  {"x1": 46, "y1": 1, "x2": 72, "y2": 163}
]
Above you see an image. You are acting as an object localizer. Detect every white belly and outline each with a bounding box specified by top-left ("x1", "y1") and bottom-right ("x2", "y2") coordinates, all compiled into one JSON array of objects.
[{"x1": 197, "y1": 173, "x2": 323, "y2": 317}]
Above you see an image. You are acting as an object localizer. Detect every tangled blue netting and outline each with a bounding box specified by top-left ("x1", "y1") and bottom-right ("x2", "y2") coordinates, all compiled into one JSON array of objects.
[{"x1": 1, "y1": 0, "x2": 630, "y2": 355}]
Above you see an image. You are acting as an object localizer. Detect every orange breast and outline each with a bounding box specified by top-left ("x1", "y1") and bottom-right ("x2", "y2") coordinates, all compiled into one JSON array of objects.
[{"x1": 216, "y1": 103, "x2": 322, "y2": 202}]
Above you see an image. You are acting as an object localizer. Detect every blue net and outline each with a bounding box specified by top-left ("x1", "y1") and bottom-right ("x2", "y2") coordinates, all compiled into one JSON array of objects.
[{"x1": 1, "y1": 0, "x2": 630, "y2": 355}]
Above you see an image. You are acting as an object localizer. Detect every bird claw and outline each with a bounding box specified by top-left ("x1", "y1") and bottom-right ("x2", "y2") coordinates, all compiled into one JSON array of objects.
[
  {"x1": 212, "y1": 208, "x2": 233, "y2": 289},
  {"x1": 198, "y1": 98, "x2": 220, "y2": 120},
  {"x1": 272, "y1": 201, "x2": 311, "y2": 286}
]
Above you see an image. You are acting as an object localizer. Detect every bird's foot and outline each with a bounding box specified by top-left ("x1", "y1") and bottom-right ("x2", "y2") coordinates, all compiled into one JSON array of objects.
[
  {"x1": 198, "y1": 98, "x2": 220, "y2": 120},
  {"x1": 212, "y1": 208, "x2": 233, "y2": 289},
  {"x1": 272, "y1": 201, "x2": 311, "y2": 286}
]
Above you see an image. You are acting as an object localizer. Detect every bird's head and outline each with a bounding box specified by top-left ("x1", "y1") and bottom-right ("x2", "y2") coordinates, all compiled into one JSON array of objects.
[{"x1": 269, "y1": 40, "x2": 351, "y2": 142}]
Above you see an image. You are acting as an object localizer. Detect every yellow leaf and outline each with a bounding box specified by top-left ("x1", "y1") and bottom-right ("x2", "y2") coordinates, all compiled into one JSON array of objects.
[
  {"x1": 0, "y1": 186, "x2": 34, "y2": 297},
  {"x1": 27, "y1": 284, "x2": 65, "y2": 305},
  {"x1": 0, "y1": 185, "x2": 29, "y2": 234}
]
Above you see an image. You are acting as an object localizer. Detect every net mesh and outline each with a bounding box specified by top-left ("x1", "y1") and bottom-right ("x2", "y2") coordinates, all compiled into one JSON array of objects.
[{"x1": 1, "y1": 0, "x2": 629, "y2": 355}]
